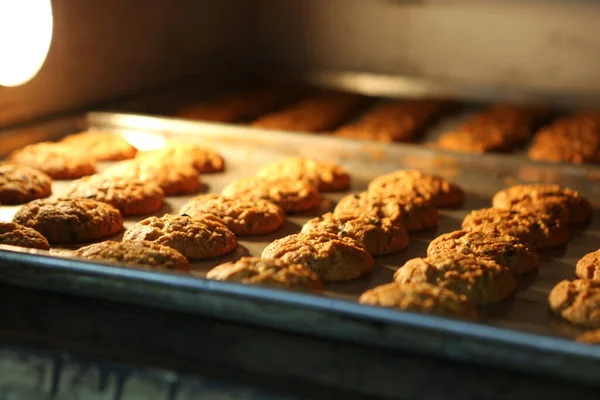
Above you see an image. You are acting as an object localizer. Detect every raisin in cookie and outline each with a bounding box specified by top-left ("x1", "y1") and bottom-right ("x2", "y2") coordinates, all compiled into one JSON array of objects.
[
  {"x1": 548, "y1": 279, "x2": 600, "y2": 328},
  {"x1": 72, "y1": 240, "x2": 189, "y2": 271},
  {"x1": 427, "y1": 230, "x2": 539, "y2": 275},
  {"x1": 0, "y1": 163, "x2": 52, "y2": 204},
  {"x1": 13, "y1": 198, "x2": 123, "y2": 244},
  {"x1": 137, "y1": 142, "x2": 225, "y2": 173},
  {"x1": 0, "y1": 221, "x2": 49, "y2": 250},
  {"x1": 261, "y1": 233, "x2": 374, "y2": 281},
  {"x1": 575, "y1": 250, "x2": 600, "y2": 280},
  {"x1": 207, "y1": 257, "x2": 323, "y2": 292},
  {"x1": 301, "y1": 212, "x2": 408, "y2": 255},
  {"x1": 359, "y1": 282, "x2": 477, "y2": 319},
  {"x1": 256, "y1": 157, "x2": 350, "y2": 192},
  {"x1": 394, "y1": 253, "x2": 516, "y2": 305},
  {"x1": 61, "y1": 131, "x2": 137, "y2": 161},
  {"x1": 179, "y1": 194, "x2": 284, "y2": 235},
  {"x1": 9, "y1": 142, "x2": 96, "y2": 180},
  {"x1": 123, "y1": 214, "x2": 237, "y2": 260}
]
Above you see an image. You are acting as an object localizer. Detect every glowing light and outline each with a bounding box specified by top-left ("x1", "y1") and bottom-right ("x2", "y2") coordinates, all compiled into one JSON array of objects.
[
  {"x1": 0, "y1": 0, "x2": 53, "y2": 87},
  {"x1": 122, "y1": 130, "x2": 167, "y2": 151}
]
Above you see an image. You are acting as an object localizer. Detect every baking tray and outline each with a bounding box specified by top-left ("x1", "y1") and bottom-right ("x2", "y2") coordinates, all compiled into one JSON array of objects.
[{"x1": 2, "y1": 111, "x2": 600, "y2": 386}]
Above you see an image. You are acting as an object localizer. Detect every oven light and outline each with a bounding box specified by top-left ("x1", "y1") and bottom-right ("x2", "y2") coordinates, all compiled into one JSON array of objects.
[{"x1": 0, "y1": 0, "x2": 53, "y2": 87}]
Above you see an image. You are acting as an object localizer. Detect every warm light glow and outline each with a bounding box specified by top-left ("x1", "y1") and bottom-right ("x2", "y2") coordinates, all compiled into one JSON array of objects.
[
  {"x1": 122, "y1": 130, "x2": 167, "y2": 151},
  {"x1": 0, "y1": 0, "x2": 53, "y2": 87}
]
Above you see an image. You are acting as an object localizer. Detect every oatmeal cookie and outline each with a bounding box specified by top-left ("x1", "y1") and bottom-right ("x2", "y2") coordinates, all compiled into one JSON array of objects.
[
  {"x1": 8, "y1": 142, "x2": 96, "y2": 179},
  {"x1": 548, "y1": 279, "x2": 600, "y2": 328},
  {"x1": 394, "y1": 253, "x2": 516, "y2": 305},
  {"x1": 207, "y1": 257, "x2": 323, "y2": 291},
  {"x1": 0, "y1": 221, "x2": 49, "y2": 250},
  {"x1": 358, "y1": 282, "x2": 477, "y2": 319},
  {"x1": 137, "y1": 142, "x2": 225, "y2": 173},
  {"x1": 528, "y1": 124, "x2": 600, "y2": 164},
  {"x1": 435, "y1": 125, "x2": 513, "y2": 153},
  {"x1": 575, "y1": 250, "x2": 600, "y2": 280},
  {"x1": 72, "y1": 240, "x2": 189, "y2": 271},
  {"x1": 123, "y1": 214, "x2": 237, "y2": 260},
  {"x1": 12, "y1": 198, "x2": 123, "y2": 244},
  {"x1": 179, "y1": 194, "x2": 284, "y2": 235},
  {"x1": 60, "y1": 131, "x2": 137, "y2": 161},
  {"x1": 427, "y1": 230, "x2": 539, "y2": 275},
  {"x1": 261, "y1": 232, "x2": 374, "y2": 281},
  {"x1": 301, "y1": 212, "x2": 409, "y2": 255},
  {"x1": 0, "y1": 163, "x2": 52, "y2": 204},
  {"x1": 256, "y1": 157, "x2": 350, "y2": 192},
  {"x1": 577, "y1": 329, "x2": 600, "y2": 344}
]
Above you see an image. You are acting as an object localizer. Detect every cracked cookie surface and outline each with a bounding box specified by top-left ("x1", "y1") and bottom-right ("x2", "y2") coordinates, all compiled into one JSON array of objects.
[
  {"x1": 0, "y1": 163, "x2": 52, "y2": 204},
  {"x1": 0, "y1": 221, "x2": 49, "y2": 250}
]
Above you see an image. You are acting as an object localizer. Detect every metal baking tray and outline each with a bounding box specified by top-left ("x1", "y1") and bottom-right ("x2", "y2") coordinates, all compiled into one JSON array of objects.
[{"x1": 2, "y1": 111, "x2": 600, "y2": 386}]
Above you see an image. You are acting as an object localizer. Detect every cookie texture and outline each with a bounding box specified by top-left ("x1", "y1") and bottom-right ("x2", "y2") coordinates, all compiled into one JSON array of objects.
[
  {"x1": 334, "y1": 192, "x2": 438, "y2": 232},
  {"x1": 256, "y1": 157, "x2": 350, "y2": 192},
  {"x1": 12, "y1": 198, "x2": 123, "y2": 244},
  {"x1": 577, "y1": 329, "x2": 600, "y2": 344},
  {"x1": 179, "y1": 194, "x2": 284, "y2": 235},
  {"x1": 61, "y1": 131, "x2": 137, "y2": 161},
  {"x1": 72, "y1": 240, "x2": 189, "y2": 271},
  {"x1": 359, "y1": 282, "x2": 477, "y2": 319},
  {"x1": 221, "y1": 177, "x2": 320, "y2": 214},
  {"x1": 575, "y1": 250, "x2": 600, "y2": 280},
  {"x1": 492, "y1": 184, "x2": 592, "y2": 227},
  {"x1": 137, "y1": 142, "x2": 225, "y2": 173},
  {"x1": 8, "y1": 142, "x2": 96, "y2": 179},
  {"x1": 123, "y1": 214, "x2": 237, "y2": 260},
  {"x1": 301, "y1": 212, "x2": 409, "y2": 255},
  {"x1": 368, "y1": 170, "x2": 464, "y2": 208},
  {"x1": 67, "y1": 175, "x2": 164, "y2": 217},
  {"x1": 548, "y1": 279, "x2": 600, "y2": 328},
  {"x1": 207, "y1": 257, "x2": 323, "y2": 291},
  {"x1": 427, "y1": 230, "x2": 539, "y2": 275},
  {"x1": 462, "y1": 207, "x2": 569, "y2": 249},
  {"x1": 261, "y1": 233, "x2": 374, "y2": 281},
  {"x1": 436, "y1": 126, "x2": 513, "y2": 154},
  {"x1": 0, "y1": 163, "x2": 52, "y2": 204},
  {"x1": 0, "y1": 221, "x2": 50, "y2": 250},
  {"x1": 393, "y1": 253, "x2": 516, "y2": 305}
]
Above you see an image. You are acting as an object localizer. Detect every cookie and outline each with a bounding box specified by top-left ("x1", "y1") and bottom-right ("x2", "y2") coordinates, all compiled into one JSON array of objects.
[
  {"x1": 333, "y1": 191, "x2": 438, "y2": 232},
  {"x1": 548, "y1": 279, "x2": 600, "y2": 328},
  {"x1": 8, "y1": 142, "x2": 96, "y2": 179},
  {"x1": 492, "y1": 184, "x2": 592, "y2": 227},
  {"x1": 72, "y1": 240, "x2": 189, "y2": 271},
  {"x1": 207, "y1": 257, "x2": 323, "y2": 292},
  {"x1": 137, "y1": 142, "x2": 225, "y2": 173},
  {"x1": 261, "y1": 232, "x2": 374, "y2": 281},
  {"x1": 0, "y1": 221, "x2": 50, "y2": 250},
  {"x1": 427, "y1": 230, "x2": 539, "y2": 275},
  {"x1": 103, "y1": 159, "x2": 200, "y2": 196},
  {"x1": 577, "y1": 329, "x2": 600, "y2": 344},
  {"x1": 368, "y1": 170, "x2": 464, "y2": 208},
  {"x1": 0, "y1": 163, "x2": 52, "y2": 204},
  {"x1": 358, "y1": 282, "x2": 477, "y2": 319},
  {"x1": 66, "y1": 175, "x2": 164, "y2": 217},
  {"x1": 60, "y1": 131, "x2": 137, "y2": 161},
  {"x1": 462, "y1": 207, "x2": 569, "y2": 249},
  {"x1": 575, "y1": 250, "x2": 600, "y2": 280},
  {"x1": 256, "y1": 157, "x2": 350, "y2": 192},
  {"x1": 301, "y1": 212, "x2": 409, "y2": 255},
  {"x1": 394, "y1": 253, "x2": 516, "y2": 305},
  {"x1": 12, "y1": 198, "x2": 123, "y2": 244},
  {"x1": 123, "y1": 214, "x2": 237, "y2": 260},
  {"x1": 528, "y1": 121, "x2": 600, "y2": 164},
  {"x1": 179, "y1": 194, "x2": 284, "y2": 235},
  {"x1": 221, "y1": 177, "x2": 320, "y2": 214}
]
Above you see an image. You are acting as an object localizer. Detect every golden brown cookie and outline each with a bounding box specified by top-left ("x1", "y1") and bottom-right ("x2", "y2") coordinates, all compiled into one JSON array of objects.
[
  {"x1": 66, "y1": 175, "x2": 164, "y2": 217},
  {"x1": 492, "y1": 184, "x2": 592, "y2": 227},
  {"x1": 427, "y1": 230, "x2": 539, "y2": 275},
  {"x1": 301, "y1": 212, "x2": 409, "y2": 256},
  {"x1": 261, "y1": 233, "x2": 374, "y2": 281},
  {"x1": 179, "y1": 194, "x2": 284, "y2": 235},
  {"x1": 72, "y1": 240, "x2": 189, "y2": 271},
  {"x1": 577, "y1": 329, "x2": 600, "y2": 344},
  {"x1": 394, "y1": 253, "x2": 516, "y2": 305},
  {"x1": 461, "y1": 207, "x2": 569, "y2": 249},
  {"x1": 207, "y1": 257, "x2": 323, "y2": 292},
  {"x1": 528, "y1": 121, "x2": 600, "y2": 164},
  {"x1": 368, "y1": 170, "x2": 464, "y2": 208},
  {"x1": 60, "y1": 131, "x2": 137, "y2": 161},
  {"x1": 575, "y1": 250, "x2": 600, "y2": 280},
  {"x1": 137, "y1": 142, "x2": 225, "y2": 173},
  {"x1": 435, "y1": 126, "x2": 513, "y2": 154},
  {"x1": 358, "y1": 282, "x2": 477, "y2": 319},
  {"x1": 256, "y1": 157, "x2": 350, "y2": 192},
  {"x1": 123, "y1": 214, "x2": 237, "y2": 260},
  {"x1": 0, "y1": 221, "x2": 49, "y2": 250},
  {"x1": 333, "y1": 191, "x2": 438, "y2": 232},
  {"x1": 12, "y1": 198, "x2": 123, "y2": 244},
  {"x1": 103, "y1": 159, "x2": 200, "y2": 196},
  {"x1": 548, "y1": 279, "x2": 600, "y2": 328},
  {"x1": 0, "y1": 163, "x2": 52, "y2": 204},
  {"x1": 8, "y1": 142, "x2": 96, "y2": 180},
  {"x1": 221, "y1": 177, "x2": 320, "y2": 214}
]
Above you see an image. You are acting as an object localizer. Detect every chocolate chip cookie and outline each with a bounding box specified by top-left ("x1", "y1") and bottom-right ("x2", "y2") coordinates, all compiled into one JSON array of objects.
[
  {"x1": 137, "y1": 142, "x2": 225, "y2": 173},
  {"x1": 13, "y1": 198, "x2": 123, "y2": 244},
  {"x1": 548, "y1": 279, "x2": 600, "y2": 328},
  {"x1": 0, "y1": 221, "x2": 50, "y2": 250},
  {"x1": 575, "y1": 250, "x2": 600, "y2": 280},
  {"x1": 61, "y1": 131, "x2": 138, "y2": 161},
  {"x1": 9, "y1": 142, "x2": 96, "y2": 180},
  {"x1": 256, "y1": 157, "x2": 350, "y2": 192},
  {"x1": 0, "y1": 163, "x2": 52, "y2": 204},
  {"x1": 261, "y1": 232, "x2": 374, "y2": 281}
]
